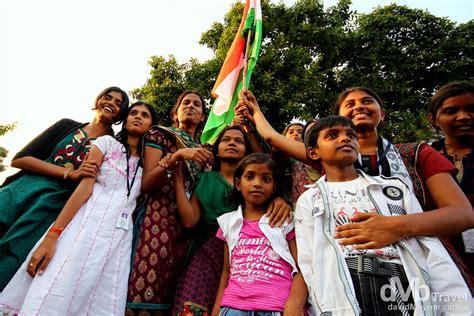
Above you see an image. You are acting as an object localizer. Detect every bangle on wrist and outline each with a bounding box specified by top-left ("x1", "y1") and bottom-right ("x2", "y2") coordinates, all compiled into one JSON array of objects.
[
  {"x1": 48, "y1": 227, "x2": 64, "y2": 237},
  {"x1": 63, "y1": 168, "x2": 72, "y2": 179}
]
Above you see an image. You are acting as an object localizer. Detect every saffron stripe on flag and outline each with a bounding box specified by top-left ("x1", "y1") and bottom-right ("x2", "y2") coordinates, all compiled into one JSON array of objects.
[{"x1": 201, "y1": 0, "x2": 262, "y2": 144}]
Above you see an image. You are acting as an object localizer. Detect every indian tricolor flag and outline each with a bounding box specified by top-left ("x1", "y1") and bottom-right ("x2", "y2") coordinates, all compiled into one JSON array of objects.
[{"x1": 200, "y1": 0, "x2": 262, "y2": 144}]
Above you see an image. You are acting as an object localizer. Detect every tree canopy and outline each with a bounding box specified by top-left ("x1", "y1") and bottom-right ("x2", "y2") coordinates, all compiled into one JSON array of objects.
[{"x1": 131, "y1": 0, "x2": 473, "y2": 143}]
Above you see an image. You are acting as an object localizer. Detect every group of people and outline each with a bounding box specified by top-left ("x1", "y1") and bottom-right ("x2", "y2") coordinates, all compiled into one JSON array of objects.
[{"x1": 0, "y1": 81, "x2": 472, "y2": 316}]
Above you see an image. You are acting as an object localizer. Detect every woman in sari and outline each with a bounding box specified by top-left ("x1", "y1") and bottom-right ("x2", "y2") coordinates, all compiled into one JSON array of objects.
[
  {"x1": 126, "y1": 90, "x2": 214, "y2": 315},
  {"x1": 0, "y1": 86, "x2": 129, "y2": 290}
]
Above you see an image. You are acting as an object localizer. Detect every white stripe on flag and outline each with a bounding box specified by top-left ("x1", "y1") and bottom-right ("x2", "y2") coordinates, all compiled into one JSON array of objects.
[{"x1": 212, "y1": 60, "x2": 243, "y2": 116}]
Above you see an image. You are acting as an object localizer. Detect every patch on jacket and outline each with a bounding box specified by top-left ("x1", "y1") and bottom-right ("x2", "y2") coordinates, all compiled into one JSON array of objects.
[{"x1": 383, "y1": 186, "x2": 403, "y2": 200}]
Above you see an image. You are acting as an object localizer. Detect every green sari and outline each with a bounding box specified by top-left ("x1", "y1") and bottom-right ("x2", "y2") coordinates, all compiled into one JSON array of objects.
[{"x1": 0, "y1": 128, "x2": 94, "y2": 290}]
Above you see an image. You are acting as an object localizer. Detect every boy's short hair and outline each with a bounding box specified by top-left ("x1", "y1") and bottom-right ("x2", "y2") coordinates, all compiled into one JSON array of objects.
[{"x1": 304, "y1": 115, "x2": 357, "y2": 148}]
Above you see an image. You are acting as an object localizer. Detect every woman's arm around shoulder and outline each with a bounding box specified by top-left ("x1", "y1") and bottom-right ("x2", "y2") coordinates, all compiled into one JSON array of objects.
[{"x1": 335, "y1": 174, "x2": 473, "y2": 249}]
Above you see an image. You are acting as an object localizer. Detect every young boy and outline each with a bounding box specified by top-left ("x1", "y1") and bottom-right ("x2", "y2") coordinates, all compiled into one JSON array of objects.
[{"x1": 294, "y1": 115, "x2": 472, "y2": 315}]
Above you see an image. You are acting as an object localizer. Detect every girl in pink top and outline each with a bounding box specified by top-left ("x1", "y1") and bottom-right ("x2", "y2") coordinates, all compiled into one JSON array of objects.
[{"x1": 212, "y1": 153, "x2": 307, "y2": 316}]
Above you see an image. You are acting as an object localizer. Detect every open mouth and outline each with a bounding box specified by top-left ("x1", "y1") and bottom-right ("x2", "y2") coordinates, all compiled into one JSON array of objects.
[
  {"x1": 103, "y1": 105, "x2": 114, "y2": 113},
  {"x1": 353, "y1": 113, "x2": 369, "y2": 119}
]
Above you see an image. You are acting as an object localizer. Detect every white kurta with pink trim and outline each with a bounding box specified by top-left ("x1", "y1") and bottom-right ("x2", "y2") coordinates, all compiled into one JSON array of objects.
[{"x1": 0, "y1": 135, "x2": 141, "y2": 316}]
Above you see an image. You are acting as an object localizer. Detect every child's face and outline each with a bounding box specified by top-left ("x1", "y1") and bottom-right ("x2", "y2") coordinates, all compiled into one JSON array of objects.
[
  {"x1": 307, "y1": 125, "x2": 359, "y2": 166},
  {"x1": 217, "y1": 129, "x2": 247, "y2": 160},
  {"x1": 236, "y1": 163, "x2": 276, "y2": 207},
  {"x1": 338, "y1": 90, "x2": 385, "y2": 131},
  {"x1": 286, "y1": 124, "x2": 304, "y2": 142},
  {"x1": 430, "y1": 93, "x2": 474, "y2": 142}
]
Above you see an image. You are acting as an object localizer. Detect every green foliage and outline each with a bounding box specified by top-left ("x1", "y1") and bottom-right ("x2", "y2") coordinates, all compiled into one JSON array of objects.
[
  {"x1": 0, "y1": 122, "x2": 16, "y2": 172},
  {"x1": 0, "y1": 123, "x2": 16, "y2": 137},
  {"x1": 130, "y1": 55, "x2": 216, "y2": 126},
  {"x1": 132, "y1": 0, "x2": 473, "y2": 142}
]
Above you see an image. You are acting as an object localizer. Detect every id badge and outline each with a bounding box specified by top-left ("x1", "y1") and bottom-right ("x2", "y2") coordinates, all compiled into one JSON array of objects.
[
  {"x1": 116, "y1": 211, "x2": 131, "y2": 230},
  {"x1": 462, "y1": 229, "x2": 474, "y2": 253}
]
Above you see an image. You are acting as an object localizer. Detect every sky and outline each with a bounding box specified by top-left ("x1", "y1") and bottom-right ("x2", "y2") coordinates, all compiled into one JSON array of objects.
[{"x1": 0, "y1": 0, "x2": 472, "y2": 183}]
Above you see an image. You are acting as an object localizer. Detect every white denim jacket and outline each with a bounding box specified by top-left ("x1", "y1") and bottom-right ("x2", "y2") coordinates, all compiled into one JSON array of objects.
[
  {"x1": 217, "y1": 205, "x2": 298, "y2": 275},
  {"x1": 295, "y1": 171, "x2": 472, "y2": 316}
]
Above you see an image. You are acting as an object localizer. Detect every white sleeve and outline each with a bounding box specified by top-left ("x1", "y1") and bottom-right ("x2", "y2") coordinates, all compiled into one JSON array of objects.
[
  {"x1": 294, "y1": 190, "x2": 316, "y2": 293},
  {"x1": 92, "y1": 135, "x2": 112, "y2": 156}
]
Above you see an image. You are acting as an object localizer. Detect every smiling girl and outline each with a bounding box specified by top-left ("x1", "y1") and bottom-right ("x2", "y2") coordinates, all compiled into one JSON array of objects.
[
  {"x1": 0, "y1": 102, "x2": 157, "y2": 315},
  {"x1": 0, "y1": 86, "x2": 129, "y2": 290}
]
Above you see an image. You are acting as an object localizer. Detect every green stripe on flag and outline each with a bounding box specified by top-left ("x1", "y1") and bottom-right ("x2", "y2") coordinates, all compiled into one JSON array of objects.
[{"x1": 201, "y1": 1, "x2": 262, "y2": 144}]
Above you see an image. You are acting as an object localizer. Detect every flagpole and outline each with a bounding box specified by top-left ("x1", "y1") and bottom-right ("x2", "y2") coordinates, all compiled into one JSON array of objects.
[
  {"x1": 236, "y1": 22, "x2": 253, "y2": 128},
  {"x1": 242, "y1": 27, "x2": 253, "y2": 92}
]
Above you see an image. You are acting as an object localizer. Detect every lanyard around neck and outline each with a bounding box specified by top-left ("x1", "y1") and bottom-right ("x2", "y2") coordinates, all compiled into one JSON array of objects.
[
  {"x1": 126, "y1": 150, "x2": 139, "y2": 198},
  {"x1": 375, "y1": 138, "x2": 392, "y2": 170}
]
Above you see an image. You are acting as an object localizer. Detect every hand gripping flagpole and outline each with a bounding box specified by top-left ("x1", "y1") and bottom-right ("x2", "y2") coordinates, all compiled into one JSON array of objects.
[
  {"x1": 237, "y1": 21, "x2": 253, "y2": 128},
  {"x1": 242, "y1": 25, "x2": 253, "y2": 92}
]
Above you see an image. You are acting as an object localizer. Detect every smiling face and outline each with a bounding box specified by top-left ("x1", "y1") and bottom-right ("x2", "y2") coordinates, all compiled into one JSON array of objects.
[
  {"x1": 430, "y1": 93, "x2": 474, "y2": 144},
  {"x1": 95, "y1": 91, "x2": 124, "y2": 123},
  {"x1": 235, "y1": 162, "x2": 276, "y2": 208},
  {"x1": 125, "y1": 104, "x2": 154, "y2": 137},
  {"x1": 338, "y1": 90, "x2": 385, "y2": 131},
  {"x1": 217, "y1": 128, "x2": 247, "y2": 161},
  {"x1": 307, "y1": 125, "x2": 359, "y2": 167},
  {"x1": 175, "y1": 93, "x2": 204, "y2": 127}
]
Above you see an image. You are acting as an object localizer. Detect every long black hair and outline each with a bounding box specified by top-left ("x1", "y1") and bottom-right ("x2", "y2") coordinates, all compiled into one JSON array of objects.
[
  {"x1": 116, "y1": 101, "x2": 158, "y2": 163},
  {"x1": 93, "y1": 86, "x2": 130, "y2": 124}
]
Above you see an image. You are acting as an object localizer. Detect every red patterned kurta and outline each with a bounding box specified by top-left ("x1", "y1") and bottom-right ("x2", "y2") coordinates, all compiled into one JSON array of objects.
[{"x1": 127, "y1": 128, "x2": 196, "y2": 315}]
